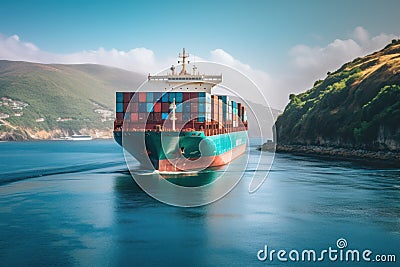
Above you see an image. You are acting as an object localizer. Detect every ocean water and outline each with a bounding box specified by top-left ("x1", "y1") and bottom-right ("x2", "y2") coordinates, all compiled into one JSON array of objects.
[{"x1": 0, "y1": 140, "x2": 399, "y2": 266}]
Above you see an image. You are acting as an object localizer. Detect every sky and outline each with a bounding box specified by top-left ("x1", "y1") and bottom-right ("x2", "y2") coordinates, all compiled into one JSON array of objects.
[{"x1": 1, "y1": 0, "x2": 400, "y2": 109}]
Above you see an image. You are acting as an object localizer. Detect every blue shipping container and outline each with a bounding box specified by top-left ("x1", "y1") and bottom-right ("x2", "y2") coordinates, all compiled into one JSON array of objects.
[
  {"x1": 146, "y1": 92, "x2": 153, "y2": 102},
  {"x1": 220, "y1": 95, "x2": 228, "y2": 103},
  {"x1": 139, "y1": 103, "x2": 147, "y2": 112},
  {"x1": 176, "y1": 92, "x2": 183, "y2": 102},
  {"x1": 198, "y1": 116, "x2": 205, "y2": 122},
  {"x1": 176, "y1": 104, "x2": 182, "y2": 112},
  {"x1": 116, "y1": 92, "x2": 124, "y2": 103},
  {"x1": 198, "y1": 102, "x2": 205, "y2": 112},
  {"x1": 162, "y1": 113, "x2": 169, "y2": 120},
  {"x1": 146, "y1": 103, "x2": 153, "y2": 112},
  {"x1": 183, "y1": 113, "x2": 191, "y2": 121},
  {"x1": 161, "y1": 93, "x2": 169, "y2": 102},
  {"x1": 116, "y1": 103, "x2": 124, "y2": 112},
  {"x1": 169, "y1": 92, "x2": 176, "y2": 102},
  {"x1": 183, "y1": 102, "x2": 191, "y2": 112},
  {"x1": 153, "y1": 92, "x2": 162, "y2": 102}
]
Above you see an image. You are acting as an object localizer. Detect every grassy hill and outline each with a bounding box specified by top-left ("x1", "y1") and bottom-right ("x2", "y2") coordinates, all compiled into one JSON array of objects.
[
  {"x1": 0, "y1": 61, "x2": 145, "y2": 139},
  {"x1": 275, "y1": 39, "x2": 400, "y2": 152}
]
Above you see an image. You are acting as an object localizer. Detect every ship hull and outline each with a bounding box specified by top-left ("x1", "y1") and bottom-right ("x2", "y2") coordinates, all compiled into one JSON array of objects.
[{"x1": 114, "y1": 130, "x2": 247, "y2": 172}]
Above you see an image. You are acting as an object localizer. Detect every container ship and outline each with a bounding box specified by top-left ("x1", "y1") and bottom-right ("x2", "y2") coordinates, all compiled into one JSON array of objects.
[{"x1": 114, "y1": 49, "x2": 248, "y2": 172}]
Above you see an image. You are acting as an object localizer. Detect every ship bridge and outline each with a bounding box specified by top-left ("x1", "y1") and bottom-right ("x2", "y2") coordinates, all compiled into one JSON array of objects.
[{"x1": 144, "y1": 48, "x2": 222, "y2": 94}]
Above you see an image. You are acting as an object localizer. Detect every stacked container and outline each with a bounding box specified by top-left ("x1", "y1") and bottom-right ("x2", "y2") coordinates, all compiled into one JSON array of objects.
[{"x1": 115, "y1": 91, "x2": 247, "y2": 133}]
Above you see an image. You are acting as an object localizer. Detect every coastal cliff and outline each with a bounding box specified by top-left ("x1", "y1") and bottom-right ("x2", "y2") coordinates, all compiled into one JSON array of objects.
[
  {"x1": 273, "y1": 40, "x2": 400, "y2": 163},
  {"x1": 0, "y1": 61, "x2": 145, "y2": 140}
]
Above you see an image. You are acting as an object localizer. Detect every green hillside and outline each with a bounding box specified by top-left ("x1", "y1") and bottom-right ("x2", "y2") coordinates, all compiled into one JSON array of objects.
[
  {"x1": 275, "y1": 40, "x2": 400, "y2": 151},
  {"x1": 0, "y1": 61, "x2": 144, "y2": 138}
]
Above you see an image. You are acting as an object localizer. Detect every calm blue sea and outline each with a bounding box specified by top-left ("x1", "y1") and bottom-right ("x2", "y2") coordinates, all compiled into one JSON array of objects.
[{"x1": 0, "y1": 140, "x2": 399, "y2": 266}]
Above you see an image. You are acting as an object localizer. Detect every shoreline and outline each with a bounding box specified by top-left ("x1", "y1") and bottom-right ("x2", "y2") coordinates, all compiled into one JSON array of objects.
[{"x1": 275, "y1": 144, "x2": 400, "y2": 167}]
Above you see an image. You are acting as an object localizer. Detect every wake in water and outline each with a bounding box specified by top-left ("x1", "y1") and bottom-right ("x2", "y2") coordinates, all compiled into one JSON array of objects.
[{"x1": 0, "y1": 161, "x2": 125, "y2": 186}]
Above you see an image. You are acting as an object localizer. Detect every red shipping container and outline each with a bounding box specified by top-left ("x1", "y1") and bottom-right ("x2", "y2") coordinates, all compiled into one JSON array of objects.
[
  {"x1": 123, "y1": 102, "x2": 129, "y2": 112},
  {"x1": 190, "y1": 92, "x2": 199, "y2": 100},
  {"x1": 129, "y1": 102, "x2": 138, "y2": 112},
  {"x1": 175, "y1": 113, "x2": 182, "y2": 121},
  {"x1": 153, "y1": 112, "x2": 162, "y2": 122},
  {"x1": 116, "y1": 112, "x2": 124, "y2": 121},
  {"x1": 154, "y1": 102, "x2": 161, "y2": 112},
  {"x1": 130, "y1": 113, "x2": 138, "y2": 122},
  {"x1": 123, "y1": 92, "x2": 132, "y2": 103},
  {"x1": 183, "y1": 92, "x2": 191, "y2": 101},
  {"x1": 138, "y1": 92, "x2": 147, "y2": 102},
  {"x1": 147, "y1": 113, "x2": 154, "y2": 122},
  {"x1": 161, "y1": 103, "x2": 169, "y2": 112}
]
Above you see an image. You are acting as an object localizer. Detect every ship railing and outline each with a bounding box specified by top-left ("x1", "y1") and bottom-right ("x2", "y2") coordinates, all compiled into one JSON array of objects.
[{"x1": 148, "y1": 74, "x2": 222, "y2": 83}]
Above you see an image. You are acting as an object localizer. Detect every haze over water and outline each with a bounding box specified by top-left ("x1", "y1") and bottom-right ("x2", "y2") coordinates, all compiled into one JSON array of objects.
[{"x1": 0, "y1": 140, "x2": 398, "y2": 266}]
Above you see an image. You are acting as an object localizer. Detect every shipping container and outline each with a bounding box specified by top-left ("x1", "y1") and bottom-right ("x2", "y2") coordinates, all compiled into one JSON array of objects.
[
  {"x1": 130, "y1": 113, "x2": 138, "y2": 122},
  {"x1": 176, "y1": 104, "x2": 182, "y2": 112},
  {"x1": 147, "y1": 113, "x2": 154, "y2": 122},
  {"x1": 153, "y1": 112, "x2": 162, "y2": 122},
  {"x1": 175, "y1": 113, "x2": 182, "y2": 121},
  {"x1": 191, "y1": 103, "x2": 198, "y2": 112},
  {"x1": 168, "y1": 92, "x2": 176, "y2": 102},
  {"x1": 129, "y1": 102, "x2": 138, "y2": 112},
  {"x1": 153, "y1": 92, "x2": 162, "y2": 102},
  {"x1": 116, "y1": 112, "x2": 124, "y2": 121},
  {"x1": 138, "y1": 92, "x2": 147, "y2": 102},
  {"x1": 183, "y1": 113, "x2": 191, "y2": 121},
  {"x1": 123, "y1": 102, "x2": 129, "y2": 112},
  {"x1": 146, "y1": 92, "x2": 153, "y2": 102},
  {"x1": 175, "y1": 92, "x2": 183, "y2": 102},
  {"x1": 161, "y1": 93, "x2": 169, "y2": 102},
  {"x1": 146, "y1": 103, "x2": 153, "y2": 113},
  {"x1": 198, "y1": 102, "x2": 205, "y2": 112},
  {"x1": 153, "y1": 102, "x2": 161, "y2": 112},
  {"x1": 183, "y1": 102, "x2": 191, "y2": 112},
  {"x1": 190, "y1": 92, "x2": 199, "y2": 100},
  {"x1": 161, "y1": 102, "x2": 169, "y2": 112},
  {"x1": 116, "y1": 103, "x2": 124, "y2": 113},
  {"x1": 183, "y1": 92, "x2": 191, "y2": 101},
  {"x1": 116, "y1": 92, "x2": 124, "y2": 103},
  {"x1": 123, "y1": 92, "x2": 131, "y2": 103},
  {"x1": 139, "y1": 103, "x2": 147, "y2": 113},
  {"x1": 162, "y1": 113, "x2": 169, "y2": 120},
  {"x1": 206, "y1": 93, "x2": 211, "y2": 102},
  {"x1": 138, "y1": 113, "x2": 147, "y2": 121}
]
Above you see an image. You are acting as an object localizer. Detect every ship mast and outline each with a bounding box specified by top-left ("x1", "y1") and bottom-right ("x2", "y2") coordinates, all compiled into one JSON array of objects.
[
  {"x1": 170, "y1": 98, "x2": 177, "y2": 131},
  {"x1": 178, "y1": 48, "x2": 189, "y2": 75}
]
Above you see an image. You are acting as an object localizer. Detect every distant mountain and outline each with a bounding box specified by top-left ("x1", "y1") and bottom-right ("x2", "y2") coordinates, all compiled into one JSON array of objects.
[
  {"x1": 0, "y1": 61, "x2": 145, "y2": 140},
  {"x1": 275, "y1": 40, "x2": 400, "y2": 152}
]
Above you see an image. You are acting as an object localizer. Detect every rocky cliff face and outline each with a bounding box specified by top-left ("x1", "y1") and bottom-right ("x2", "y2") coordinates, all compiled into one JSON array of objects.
[{"x1": 275, "y1": 40, "x2": 400, "y2": 152}]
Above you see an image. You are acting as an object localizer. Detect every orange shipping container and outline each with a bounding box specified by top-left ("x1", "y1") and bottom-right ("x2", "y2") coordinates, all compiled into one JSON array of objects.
[
  {"x1": 130, "y1": 113, "x2": 138, "y2": 122},
  {"x1": 154, "y1": 102, "x2": 161, "y2": 112},
  {"x1": 138, "y1": 92, "x2": 147, "y2": 102}
]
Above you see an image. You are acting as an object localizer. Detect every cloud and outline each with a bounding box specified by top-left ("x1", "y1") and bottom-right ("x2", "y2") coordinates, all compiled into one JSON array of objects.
[
  {"x1": 0, "y1": 33, "x2": 163, "y2": 73},
  {"x1": 210, "y1": 48, "x2": 272, "y2": 94},
  {"x1": 0, "y1": 27, "x2": 399, "y2": 110},
  {"x1": 288, "y1": 26, "x2": 399, "y2": 82}
]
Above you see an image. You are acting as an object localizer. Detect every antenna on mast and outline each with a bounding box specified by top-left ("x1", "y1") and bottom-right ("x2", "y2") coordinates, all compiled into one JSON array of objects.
[{"x1": 178, "y1": 48, "x2": 189, "y2": 75}]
